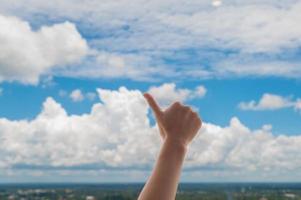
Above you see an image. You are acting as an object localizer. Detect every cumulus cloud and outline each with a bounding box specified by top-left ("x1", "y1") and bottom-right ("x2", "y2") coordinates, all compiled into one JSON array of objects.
[
  {"x1": 0, "y1": 87, "x2": 301, "y2": 179},
  {"x1": 0, "y1": 14, "x2": 89, "y2": 84},
  {"x1": 188, "y1": 117, "x2": 301, "y2": 172},
  {"x1": 0, "y1": 87, "x2": 158, "y2": 169},
  {"x1": 239, "y1": 93, "x2": 301, "y2": 111},
  {"x1": 147, "y1": 83, "x2": 206, "y2": 106}
]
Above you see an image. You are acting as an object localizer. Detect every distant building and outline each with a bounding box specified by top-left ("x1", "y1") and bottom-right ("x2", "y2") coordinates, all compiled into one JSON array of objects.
[
  {"x1": 8, "y1": 195, "x2": 16, "y2": 200},
  {"x1": 86, "y1": 196, "x2": 96, "y2": 200},
  {"x1": 284, "y1": 193, "x2": 296, "y2": 198}
]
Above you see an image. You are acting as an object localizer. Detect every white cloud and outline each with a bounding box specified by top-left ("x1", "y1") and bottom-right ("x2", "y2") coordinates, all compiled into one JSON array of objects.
[
  {"x1": 239, "y1": 93, "x2": 301, "y2": 111},
  {"x1": 69, "y1": 89, "x2": 84, "y2": 102},
  {"x1": 101, "y1": 54, "x2": 125, "y2": 69},
  {"x1": 158, "y1": 1, "x2": 301, "y2": 53},
  {"x1": 212, "y1": 0, "x2": 222, "y2": 7},
  {"x1": 1, "y1": 1, "x2": 301, "y2": 80},
  {"x1": 5, "y1": 0, "x2": 301, "y2": 53},
  {"x1": 68, "y1": 89, "x2": 97, "y2": 102},
  {"x1": 147, "y1": 83, "x2": 206, "y2": 106},
  {"x1": 194, "y1": 85, "x2": 207, "y2": 98},
  {"x1": 0, "y1": 14, "x2": 89, "y2": 84},
  {"x1": 188, "y1": 117, "x2": 301, "y2": 172},
  {"x1": 0, "y1": 87, "x2": 158, "y2": 169},
  {"x1": 58, "y1": 51, "x2": 170, "y2": 82},
  {"x1": 0, "y1": 87, "x2": 301, "y2": 180},
  {"x1": 213, "y1": 58, "x2": 301, "y2": 79}
]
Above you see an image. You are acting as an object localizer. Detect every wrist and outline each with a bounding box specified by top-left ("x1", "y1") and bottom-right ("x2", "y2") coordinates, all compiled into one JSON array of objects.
[{"x1": 163, "y1": 138, "x2": 187, "y2": 154}]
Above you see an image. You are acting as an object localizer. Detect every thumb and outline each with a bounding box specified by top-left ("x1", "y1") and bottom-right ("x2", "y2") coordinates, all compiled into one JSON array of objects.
[{"x1": 143, "y1": 93, "x2": 163, "y2": 121}]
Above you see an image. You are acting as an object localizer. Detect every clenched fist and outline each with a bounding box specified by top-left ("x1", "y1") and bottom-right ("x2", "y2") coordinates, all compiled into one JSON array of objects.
[{"x1": 144, "y1": 93, "x2": 202, "y2": 147}]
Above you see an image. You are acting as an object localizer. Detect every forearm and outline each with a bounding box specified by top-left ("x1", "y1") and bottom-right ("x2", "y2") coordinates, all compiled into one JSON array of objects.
[{"x1": 138, "y1": 139, "x2": 187, "y2": 200}]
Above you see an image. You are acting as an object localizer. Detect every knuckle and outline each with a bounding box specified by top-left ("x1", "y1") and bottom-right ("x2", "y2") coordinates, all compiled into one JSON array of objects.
[
  {"x1": 193, "y1": 113, "x2": 201, "y2": 120},
  {"x1": 173, "y1": 101, "x2": 181, "y2": 107},
  {"x1": 194, "y1": 117, "x2": 201, "y2": 125},
  {"x1": 181, "y1": 106, "x2": 189, "y2": 113}
]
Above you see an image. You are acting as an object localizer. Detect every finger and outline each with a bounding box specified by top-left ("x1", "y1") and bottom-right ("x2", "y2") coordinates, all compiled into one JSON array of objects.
[
  {"x1": 143, "y1": 93, "x2": 163, "y2": 119},
  {"x1": 158, "y1": 125, "x2": 166, "y2": 139}
]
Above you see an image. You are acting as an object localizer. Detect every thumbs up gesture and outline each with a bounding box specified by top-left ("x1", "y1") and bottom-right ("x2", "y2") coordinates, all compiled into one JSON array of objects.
[{"x1": 144, "y1": 93, "x2": 202, "y2": 147}]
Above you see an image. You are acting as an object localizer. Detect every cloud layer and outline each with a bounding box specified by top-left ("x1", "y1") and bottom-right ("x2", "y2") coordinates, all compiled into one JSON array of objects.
[
  {"x1": 1, "y1": 87, "x2": 301, "y2": 180},
  {"x1": 1, "y1": 1, "x2": 301, "y2": 81}
]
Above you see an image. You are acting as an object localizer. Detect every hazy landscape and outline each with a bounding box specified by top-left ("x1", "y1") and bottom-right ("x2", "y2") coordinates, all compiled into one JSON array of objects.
[{"x1": 1, "y1": 183, "x2": 301, "y2": 200}]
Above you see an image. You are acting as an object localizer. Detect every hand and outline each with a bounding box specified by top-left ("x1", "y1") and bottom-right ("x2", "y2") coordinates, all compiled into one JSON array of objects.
[{"x1": 143, "y1": 93, "x2": 202, "y2": 147}]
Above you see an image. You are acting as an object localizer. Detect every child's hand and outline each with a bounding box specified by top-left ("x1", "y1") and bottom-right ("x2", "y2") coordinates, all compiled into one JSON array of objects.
[{"x1": 144, "y1": 93, "x2": 202, "y2": 147}]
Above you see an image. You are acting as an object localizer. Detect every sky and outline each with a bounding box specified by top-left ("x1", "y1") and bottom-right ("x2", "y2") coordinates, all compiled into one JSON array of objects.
[{"x1": 0, "y1": 0, "x2": 301, "y2": 183}]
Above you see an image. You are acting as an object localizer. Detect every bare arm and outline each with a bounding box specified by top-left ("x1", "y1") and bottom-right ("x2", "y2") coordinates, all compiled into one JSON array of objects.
[{"x1": 138, "y1": 93, "x2": 202, "y2": 200}]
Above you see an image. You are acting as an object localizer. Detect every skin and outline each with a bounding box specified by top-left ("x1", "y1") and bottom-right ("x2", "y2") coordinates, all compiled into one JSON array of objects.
[{"x1": 138, "y1": 93, "x2": 202, "y2": 200}]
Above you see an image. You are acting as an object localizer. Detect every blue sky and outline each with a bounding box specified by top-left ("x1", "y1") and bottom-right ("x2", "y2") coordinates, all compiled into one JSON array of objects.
[
  {"x1": 1, "y1": 77, "x2": 301, "y2": 135},
  {"x1": 1, "y1": 0, "x2": 301, "y2": 182}
]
